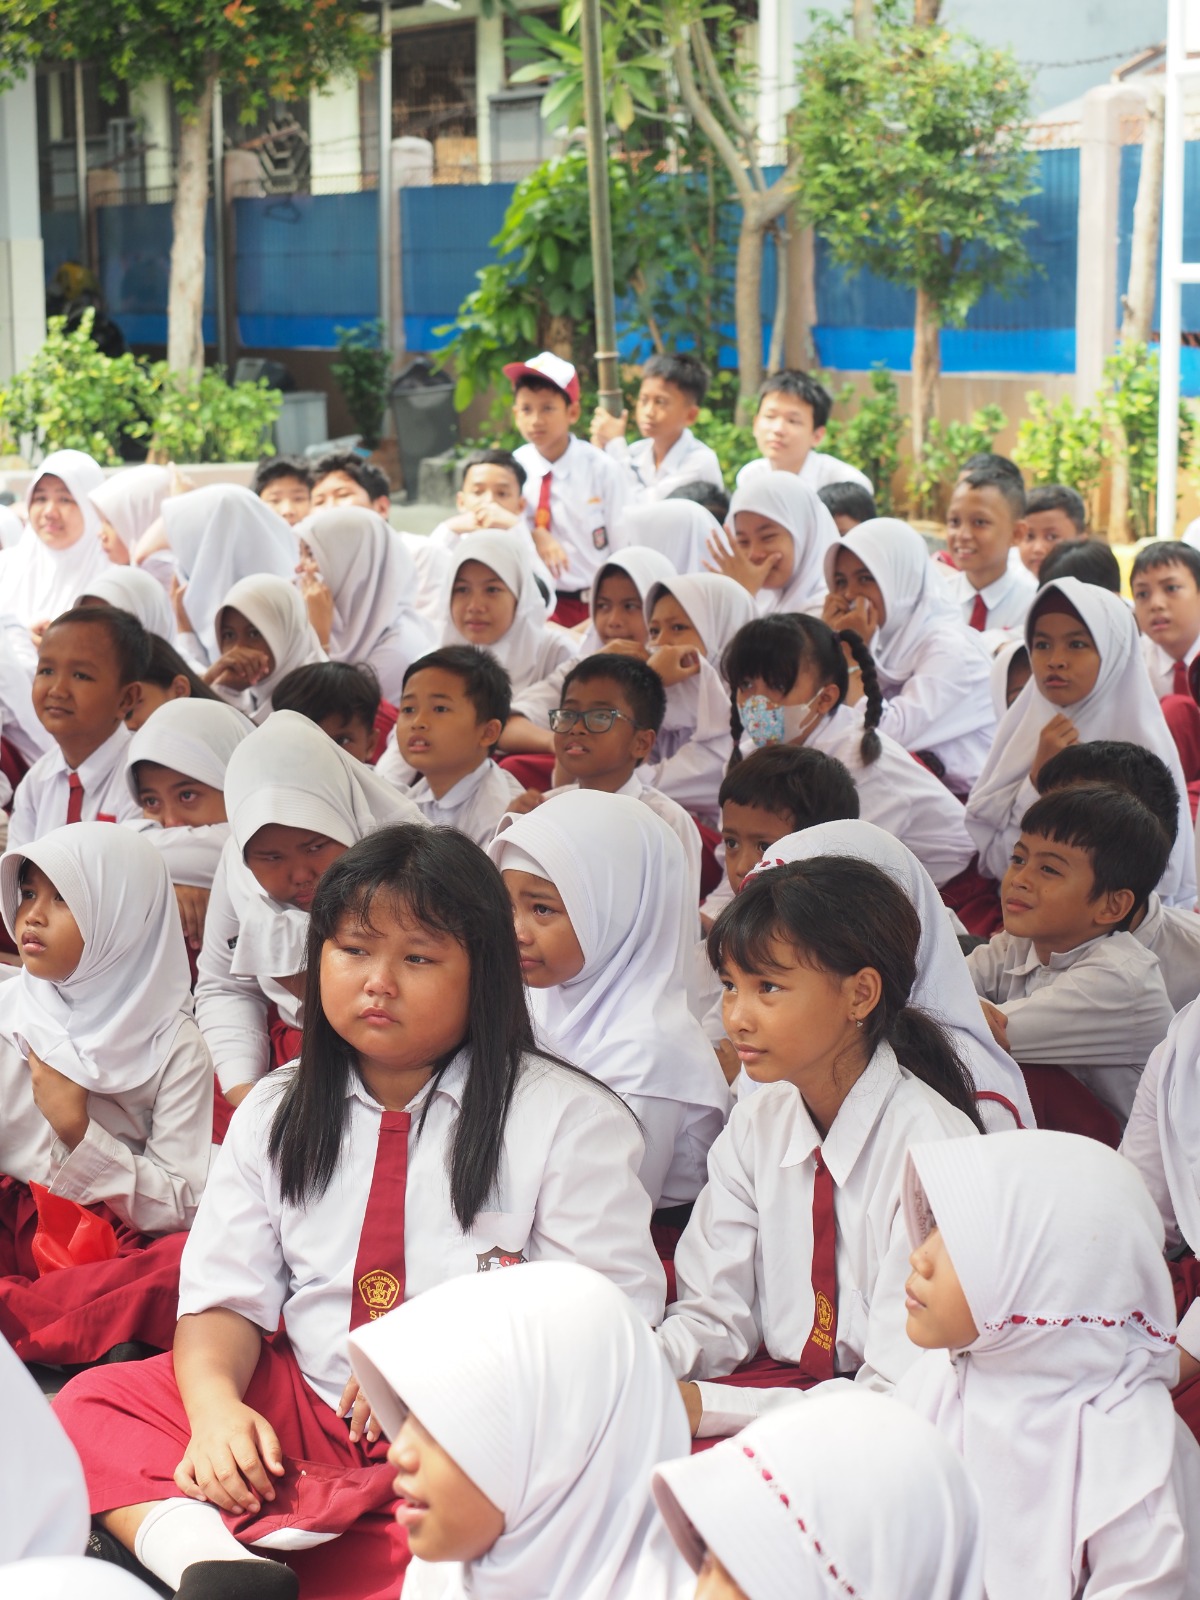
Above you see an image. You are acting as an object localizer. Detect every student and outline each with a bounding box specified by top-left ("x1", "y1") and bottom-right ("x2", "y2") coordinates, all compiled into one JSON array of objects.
[
  {"x1": 824, "y1": 519, "x2": 995, "y2": 794},
  {"x1": 1133, "y1": 538, "x2": 1200, "y2": 701},
  {"x1": 1018, "y1": 483, "x2": 1087, "y2": 577},
  {"x1": 491, "y1": 791, "x2": 730, "y2": 1209},
  {"x1": 989, "y1": 638, "x2": 1031, "y2": 716},
  {"x1": 126, "y1": 635, "x2": 220, "y2": 734},
  {"x1": 9, "y1": 606, "x2": 149, "y2": 848},
  {"x1": 734, "y1": 371, "x2": 871, "y2": 493},
  {"x1": 1, "y1": 451, "x2": 111, "y2": 637},
  {"x1": 667, "y1": 478, "x2": 731, "y2": 525},
  {"x1": 590, "y1": 352, "x2": 724, "y2": 500},
  {"x1": 89, "y1": 464, "x2": 174, "y2": 566},
  {"x1": 391, "y1": 647, "x2": 524, "y2": 847},
  {"x1": 506, "y1": 351, "x2": 630, "y2": 625},
  {"x1": 943, "y1": 465, "x2": 1037, "y2": 634},
  {"x1": 57, "y1": 825, "x2": 665, "y2": 1597},
  {"x1": 719, "y1": 475, "x2": 838, "y2": 615},
  {"x1": 965, "y1": 577, "x2": 1197, "y2": 906},
  {"x1": 898, "y1": 1130, "x2": 1200, "y2": 1600},
  {"x1": 957, "y1": 451, "x2": 1024, "y2": 488},
  {"x1": 427, "y1": 449, "x2": 557, "y2": 591},
  {"x1": 205, "y1": 575, "x2": 327, "y2": 723},
  {"x1": 349, "y1": 1263, "x2": 692, "y2": 1600},
  {"x1": 439, "y1": 533, "x2": 578, "y2": 694},
  {"x1": 966, "y1": 786, "x2": 1175, "y2": 1124},
  {"x1": 250, "y1": 455, "x2": 312, "y2": 527},
  {"x1": 658, "y1": 856, "x2": 980, "y2": 1440},
  {"x1": 195, "y1": 711, "x2": 423, "y2": 1107},
  {"x1": 1037, "y1": 741, "x2": 1200, "y2": 1013},
  {"x1": 295, "y1": 506, "x2": 435, "y2": 701},
  {"x1": 309, "y1": 452, "x2": 391, "y2": 516},
  {"x1": 0, "y1": 824, "x2": 213, "y2": 1362},
  {"x1": 718, "y1": 747, "x2": 858, "y2": 897},
  {"x1": 272, "y1": 661, "x2": 382, "y2": 764},
  {"x1": 725, "y1": 613, "x2": 978, "y2": 891},
  {"x1": 817, "y1": 479, "x2": 878, "y2": 535},
  {"x1": 78, "y1": 566, "x2": 175, "y2": 642},
  {"x1": 651, "y1": 1387, "x2": 985, "y2": 1600},
  {"x1": 1038, "y1": 537, "x2": 1122, "y2": 595},
  {"x1": 613, "y1": 500, "x2": 725, "y2": 575}
]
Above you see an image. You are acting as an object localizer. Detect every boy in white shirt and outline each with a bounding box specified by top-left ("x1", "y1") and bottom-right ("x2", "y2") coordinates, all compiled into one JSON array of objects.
[
  {"x1": 506, "y1": 351, "x2": 630, "y2": 627},
  {"x1": 943, "y1": 465, "x2": 1037, "y2": 636},
  {"x1": 590, "y1": 353, "x2": 724, "y2": 501},
  {"x1": 9, "y1": 606, "x2": 147, "y2": 848},
  {"x1": 1132, "y1": 540, "x2": 1200, "y2": 704},
  {"x1": 427, "y1": 448, "x2": 559, "y2": 595},
  {"x1": 817, "y1": 481, "x2": 877, "y2": 535},
  {"x1": 1018, "y1": 483, "x2": 1086, "y2": 579},
  {"x1": 734, "y1": 371, "x2": 871, "y2": 493},
  {"x1": 967, "y1": 784, "x2": 1175, "y2": 1125},
  {"x1": 393, "y1": 646, "x2": 525, "y2": 847}
]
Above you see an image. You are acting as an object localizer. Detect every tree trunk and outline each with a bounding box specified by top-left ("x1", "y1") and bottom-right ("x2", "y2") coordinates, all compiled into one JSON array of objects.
[
  {"x1": 734, "y1": 206, "x2": 765, "y2": 424},
  {"x1": 167, "y1": 73, "x2": 216, "y2": 375},
  {"x1": 913, "y1": 0, "x2": 942, "y2": 22},
  {"x1": 852, "y1": 0, "x2": 876, "y2": 44},
  {"x1": 766, "y1": 220, "x2": 788, "y2": 376},
  {"x1": 911, "y1": 284, "x2": 941, "y2": 462},
  {"x1": 785, "y1": 211, "x2": 818, "y2": 369}
]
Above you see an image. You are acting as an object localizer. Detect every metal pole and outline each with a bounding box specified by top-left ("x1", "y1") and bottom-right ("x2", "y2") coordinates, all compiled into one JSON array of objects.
[
  {"x1": 211, "y1": 79, "x2": 231, "y2": 370},
  {"x1": 580, "y1": 0, "x2": 621, "y2": 415},
  {"x1": 72, "y1": 63, "x2": 89, "y2": 271},
  {"x1": 1158, "y1": 0, "x2": 1185, "y2": 540},
  {"x1": 378, "y1": 0, "x2": 393, "y2": 344}
]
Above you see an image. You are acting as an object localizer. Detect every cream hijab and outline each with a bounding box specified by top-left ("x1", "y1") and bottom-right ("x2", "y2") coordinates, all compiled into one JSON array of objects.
[
  {"x1": 726, "y1": 473, "x2": 838, "y2": 614},
  {"x1": 1, "y1": 451, "x2": 112, "y2": 625},
  {"x1": 297, "y1": 506, "x2": 435, "y2": 675},
  {"x1": 440, "y1": 532, "x2": 573, "y2": 691},
  {"x1": 79, "y1": 566, "x2": 175, "y2": 641},
  {"x1": 645, "y1": 572, "x2": 755, "y2": 667},
  {"x1": 349, "y1": 1262, "x2": 692, "y2": 1600},
  {"x1": 88, "y1": 465, "x2": 172, "y2": 556},
  {"x1": 612, "y1": 501, "x2": 727, "y2": 574},
  {"x1": 577, "y1": 547, "x2": 678, "y2": 655},
  {"x1": 125, "y1": 698, "x2": 254, "y2": 802},
  {"x1": 217, "y1": 574, "x2": 327, "y2": 721}
]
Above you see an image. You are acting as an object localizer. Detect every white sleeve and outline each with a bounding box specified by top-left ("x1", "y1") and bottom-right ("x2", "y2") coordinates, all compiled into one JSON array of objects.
[
  {"x1": 7, "y1": 771, "x2": 39, "y2": 849},
  {"x1": 624, "y1": 1092, "x2": 685, "y2": 1212},
  {"x1": 1001, "y1": 958, "x2": 1174, "y2": 1069},
  {"x1": 1120, "y1": 1041, "x2": 1181, "y2": 1253},
  {"x1": 510, "y1": 662, "x2": 568, "y2": 725},
  {"x1": 965, "y1": 939, "x2": 1007, "y2": 1000},
  {"x1": 194, "y1": 855, "x2": 271, "y2": 1095},
  {"x1": 47, "y1": 1024, "x2": 214, "y2": 1235},
  {"x1": 876, "y1": 655, "x2": 992, "y2": 757},
  {"x1": 644, "y1": 737, "x2": 727, "y2": 819},
  {"x1": 1081, "y1": 1484, "x2": 1189, "y2": 1600}
]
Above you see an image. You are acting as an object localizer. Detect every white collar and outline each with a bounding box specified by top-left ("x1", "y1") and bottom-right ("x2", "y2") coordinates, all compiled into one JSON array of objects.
[{"x1": 780, "y1": 1044, "x2": 900, "y2": 1183}]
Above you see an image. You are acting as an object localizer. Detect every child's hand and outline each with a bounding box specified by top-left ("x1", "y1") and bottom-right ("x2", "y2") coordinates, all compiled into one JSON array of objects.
[
  {"x1": 174, "y1": 1400, "x2": 286, "y2": 1513},
  {"x1": 506, "y1": 790, "x2": 544, "y2": 816},
  {"x1": 979, "y1": 999, "x2": 1010, "y2": 1051},
  {"x1": 1178, "y1": 1349, "x2": 1200, "y2": 1388},
  {"x1": 29, "y1": 619, "x2": 50, "y2": 651},
  {"x1": 646, "y1": 644, "x2": 702, "y2": 686},
  {"x1": 473, "y1": 504, "x2": 520, "y2": 530},
  {"x1": 27, "y1": 1048, "x2": 90, "y2": 1150},
  {"x1": 445, "y1": 511, "x2": 478, "y2": 534},
  {"x1": 531, "y1": 525, "x2": 569, "y2": 579},
  {"x1": 337, "y1": 1375, "x2": 383, "y2": 1446},
  {"x1": 822, "y1": 591, "x2": 878, "y2": 646},
  {"x1": 174, "y1": 884, "x2": 210, "y2": 950},
  {"x1": 679, "y1": 1381, "x2": 704, "y2": 1437},
  {"x1": 1030, "y1": 713, "x2": 1078, "y2": 783},
  {"x1": 296, "y1": 560, "x2": 335, "y2": 647},
  {"x1": 704, "y1": 535, "x2": 777, "y2": 597},
  {"x1": 590, "y1": 406, "x2": 628, "y2": 449},
  {"x1": 170, "y1": 574, "x2": 192, "y2": 634},
  {"x1": 599, "y1": 638, "x2": 649, "y2": 661},
  {"x1": 204, "y1": 646, "x2": 271, "y2": 690}
]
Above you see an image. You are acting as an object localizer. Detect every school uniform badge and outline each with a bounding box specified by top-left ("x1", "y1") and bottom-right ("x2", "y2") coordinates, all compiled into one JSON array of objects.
[
  {"x1": 357, "y1": 1269, "x2": 401, "y2": 1318},
  {"x1": 476, "y1": 1246, "x2": 528, "y2": 1272},
  {"x1": 592, "y1": 525, "x2": 609, "y2": 550},
  {"x1": 810, "y1": 1290, "x2": 835, "y2": 1351}
]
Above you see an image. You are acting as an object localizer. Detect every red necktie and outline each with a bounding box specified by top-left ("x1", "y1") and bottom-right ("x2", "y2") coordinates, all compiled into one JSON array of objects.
[
  {"x1": 349, "y1": 1110, "x2": 410, "y2": 1332},
  {"x1": 969, "y1": 592, "x2": 988, "y2": 631},
  {"x1": 1173, "y1": 659, "x2": 1190, "y2": 698},
  {"x1": 65, "y1": 773, "x2": 84, "y2": 825},
  {"x1": 535, "y1": 469, "x2": 552, "y2": 535},
  {"x1": 799, "y1": 1150, "x2": 838, "y2": 1381}
]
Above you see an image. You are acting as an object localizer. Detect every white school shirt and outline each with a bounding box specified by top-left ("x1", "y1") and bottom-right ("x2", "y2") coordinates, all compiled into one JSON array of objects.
[
  {"x1": 605, "y1": 429, "x2": 724, "y2": 501},
  {"x1": 125, "y1": 818, "x2": 231, "y2": 891},
  {"x1": 0, "y1": 1020, "x2": 212, "y2": 1235},
  {"x1": 541, "y1": 773, "x2": 703, "y2": 909},
  {"x1": 513, "y1": 436, "x2": 631, "y2": 593},
  {"x1": 1131, "y1": 893, "x2": 1200, "y2": 1014},
  {"x1": 735, "y1": 451, "x2": 873, "y2": 494},
  {"x1": 642, "y1": 657, "x2": 732, "y2": 826},
  {"x1": 8, "y1": 724, "x2": 139, "y2": 849},
  {"x1": 402, "y1": 760, "x2": 524, "y2": 849},
  {"x1": 1141, "y1": 631, "x2": 1200, "y2": 700},
  {"x1": 966, "y1": 930, "x2": 1175, "y2": 1122},
  {"x1": 944, "y1": 564, "x2": 1037, "y2": 635},
  {"x1": 177, "y1": 1052, "x2": 666, "y2": 1410},
  {"x1": 656, "y1": 1044, "x2": 978, "y2": 1437}
]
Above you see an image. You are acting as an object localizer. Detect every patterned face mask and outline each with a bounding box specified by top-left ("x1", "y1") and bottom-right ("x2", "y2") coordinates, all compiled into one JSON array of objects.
[{"x1": 739, "y1": 692, "x2": 822, "y2": 747}]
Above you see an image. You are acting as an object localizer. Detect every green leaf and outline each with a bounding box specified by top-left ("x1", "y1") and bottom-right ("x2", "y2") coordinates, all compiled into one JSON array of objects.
[{"x1": 540, "y1": 235, "x2": 561, "y2": 273}]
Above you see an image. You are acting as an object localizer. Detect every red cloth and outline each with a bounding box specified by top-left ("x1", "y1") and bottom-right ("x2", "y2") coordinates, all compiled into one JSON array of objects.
[
  {"x1": 371, "y1": 700, "x2": 398, "y2": 766},
  {"x1": 54, "y1": 1338, "x2": 408, "y2": 1600},
  {"x1": 65, "y1": 772, "x2": 83, "y2": 825},
  {"x1": 690, "y1": 1352, "x2": 819, "y2": 1455},
  {"x1": 969, "y1": 592, "x2": 988, "y2": 631},
  {"x1": 498, "y1": 752, "x2": 556, "y2": 792},
  {"x1": 0, "y1": 1175, "x2": 185, "y2": 1362},
  {"x1": 551, "y1": 592, "x2": 589, "y2": 628},
  {"x1": 269, "y1": 1014, "x2": 303, "y2": 1070},
  {"x1": 0, "y1": 736, "x2": 29, "y2": 803},
  {"x1": 350, "y1": 1111, "x2": 409, "y2": 1332},
  {"x1": 212, "y1": 1079, "x2": 235, "y2": 1144},
  {"x1": 692, "y1": 818, "x2": 724, "y2": 901},
  {"x1": 800, "y1": 1151, "x2": 837, "y2": 1382},
  {"x1": 1170, "y1": 1256, "x2": 1200, "y2": 1444},
  {"x1": 939, "y1": 856, "x2": 1004, "y2": 938},
  {"x1": 1174, "y1": 660, "x2": 1191, "y2": 698},
  {"x1": 1018, "y1": 1064, "x2": 1122, "y2": 1148},
  {"x1": 1162, "y1": 695, "x2": 1200, "y2": 815}
]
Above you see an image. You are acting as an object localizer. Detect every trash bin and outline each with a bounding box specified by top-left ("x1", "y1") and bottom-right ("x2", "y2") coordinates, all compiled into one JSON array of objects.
[{"x1": 389, "y1": 359, "x2": 459, "y2": 503}]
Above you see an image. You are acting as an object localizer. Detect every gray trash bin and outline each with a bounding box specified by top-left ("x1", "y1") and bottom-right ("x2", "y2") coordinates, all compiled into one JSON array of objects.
[{"x1": 389, "y1": 359, "x2": 459, "y2": 502}]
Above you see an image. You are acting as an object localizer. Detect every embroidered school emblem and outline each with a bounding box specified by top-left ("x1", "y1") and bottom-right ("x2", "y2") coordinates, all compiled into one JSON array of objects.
[
  {"x1": 357, "y1": 1269, "x2": 401, "y2": 1319},
  {"x1": 592, "y1": 525, "x2": 609, "y2": 550},
  {"x1": 809, "y1": 1292, "x2": 835, "y2": 1351},
  {"x1": 476, "y1": 1246, "x2": 528, "y2": 1272}
]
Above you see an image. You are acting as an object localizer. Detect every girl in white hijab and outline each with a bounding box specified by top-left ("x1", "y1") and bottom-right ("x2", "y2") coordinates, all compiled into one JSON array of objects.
[
  {"x1": 348, "y1": 1261, "x2": 692, "y2": 1600},
  {"x1": 296, "y1": 507, "x2": 435, "y2": 702},
  {"x1": 824, "y1": 518, "x2": 995, "y2": 793},
  {"x1": 966, "y1": 577, "x2": 1196, "y2": 907},
  {"x1": 724, "y1": 474, "x2": 838, "y2": 615},
  {"x1": 897, "y1": 1130, "x2": 1200, "y2": 1600},
  {"x1": 0, "y1": 451, "x2": 111, "y2": 634},
  {"x1": 613, "y1": 500, "x2": 726, "y2": 574},
  {"x1": 440, "y1": 533, "x2": 576, "y2": 694},
  {"x1": 88, "y1": 464, "x2": 172, "y2": 566},
  {"x1": 652, "y1": 1387, "x2": 985, "y2": 1600},
  {"x1": 490, "y1": 791, "x2": 730, "y2": 1209},
  {"x1": 78, "y1": 566, "x2": 175, "y2": 641},
  {"x1": 207, "y1": 574, "x2": 327, "y2": 723}
]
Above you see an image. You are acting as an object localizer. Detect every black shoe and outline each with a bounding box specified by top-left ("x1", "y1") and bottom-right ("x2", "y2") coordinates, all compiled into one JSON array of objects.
[
  {"x1": 174, "y1": 1560, "x2": 299, "y2": 1600},
  {"x1": 86, "y1": 1527, "x2": 172, "y2": 1596}
]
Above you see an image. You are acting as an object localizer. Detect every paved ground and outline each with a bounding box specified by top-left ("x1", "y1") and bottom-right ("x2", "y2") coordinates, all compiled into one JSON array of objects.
[{"x1": 388, "y1": 500, "x2": 448, "y2": 536}]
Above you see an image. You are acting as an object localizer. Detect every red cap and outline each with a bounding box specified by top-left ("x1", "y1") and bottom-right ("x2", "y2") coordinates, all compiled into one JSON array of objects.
[{"x1": 502, "y1": 351, "x2": 580, "y2": 403}]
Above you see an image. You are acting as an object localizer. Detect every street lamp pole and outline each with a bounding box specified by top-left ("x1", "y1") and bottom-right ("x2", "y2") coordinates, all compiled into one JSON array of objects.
[{"x1": 580, "y1": 0, "x2": 622, "y2": 416}]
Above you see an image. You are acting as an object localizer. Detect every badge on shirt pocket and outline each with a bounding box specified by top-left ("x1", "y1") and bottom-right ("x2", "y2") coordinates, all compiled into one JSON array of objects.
[
  {"x1": 592, "y1": 525, "x2": 609, "y2": 551},
  {"x1": 476, "y1": 1245, "x2": 528, "y2": 1271}
]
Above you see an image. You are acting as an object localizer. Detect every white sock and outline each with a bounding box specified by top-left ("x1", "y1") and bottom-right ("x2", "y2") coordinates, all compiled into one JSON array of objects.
[{"x1": 134, "y1": 1498, "x2": 267, "y2": 1590}]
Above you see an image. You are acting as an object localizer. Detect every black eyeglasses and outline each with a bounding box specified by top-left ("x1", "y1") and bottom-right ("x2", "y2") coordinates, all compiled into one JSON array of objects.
[{"x1": 548, "y1": 708, "x2": 638, "y2": 734}]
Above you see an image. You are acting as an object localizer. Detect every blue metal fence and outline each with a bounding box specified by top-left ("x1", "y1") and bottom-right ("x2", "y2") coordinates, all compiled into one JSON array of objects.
[
  {"x1": 234, "y1": 190, "x2": 378, "y2": 348},
  {"x1": 95, "y1": 200, "x2": 216, "y2": 347}
]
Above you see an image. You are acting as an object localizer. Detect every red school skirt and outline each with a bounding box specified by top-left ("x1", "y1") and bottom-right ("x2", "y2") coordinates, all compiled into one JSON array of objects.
[
  {"x1": 54, "y1": 1335, "x2": 408, "y2": 1600},
  {"x1": 0, "y1": 1175, "x2": 186, "y2": 1363}
]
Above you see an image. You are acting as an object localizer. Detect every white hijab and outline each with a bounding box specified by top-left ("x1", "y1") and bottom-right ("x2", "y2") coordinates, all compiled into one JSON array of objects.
[
  {"x1": 125, "y1": 697, "x2": 254, "y2": 802},
  {"x1": 0, "y1": 1560, "x2": 162, "y2": 1600},
  {"x1": 645, "y1": 571, "x2": 755, "y2": 669},
  {"x1": 612, "y1": 501, "x2": 727, "y2": 574},
  {"x1": 221, "y1": 710, "x2": 423, "y2": 977},
  {"x1": 577, "y1": 547, "x2": 678, "y2": 656},
  {"x1": 159, "y1": 484, "x2": 295, "y2": 662},
  {"x1": 896, "y1": 1131, "x2": 1181, "y2": 1600},
  {"x1": 987, "y1": 635, "x2": 1027, "y2": 720},
  {"x1": 0, "y1": 1333, "x2": 88, "y2": 1565},
  {"x1": 297, "y1": 506, "x2": 434, "y2": 673},
  {"x1": 0, "y1": 823, "x2": 193, "y2": 1093},
  {"x1": 0, "y1": 506, "x2": 23, "y2": 549},
  {"x1": 79, "y1": 566, "x2": 175, "y2": 641},
  {"x1": 87, "y1": 464, "x2": 172, "y2": 556},
  {"x1": 745, "y1": 820, "x2": 1034, "y2": 1128},
  {"x1": 1143, "y1": 999, "x2": 1200, "y2": 1255},
  {"x1": 348, "y1": 1262, "x2": 692, "y2": 1600},
  {"x1": 440, "y1": 532, "x2": 571, "y2": 692},
  {"x1": 0, "y1": 451, "x2": 112, "y2": 626},
  {"x1": 726, "y1": 473, "x2": 838, "y2": 614},
  {"x1": 218, "y1": 574, "x2": 327, "y2": 721},
  {"x1": 965, "y1": 577, "x2": 1196, "y2": 907},
  {"x1": 489, "y1": 791, "x2": 728, "y2": 1112},
  {"x1": 652, "y1": 1387, "x2": 985, "y2": 1600}
]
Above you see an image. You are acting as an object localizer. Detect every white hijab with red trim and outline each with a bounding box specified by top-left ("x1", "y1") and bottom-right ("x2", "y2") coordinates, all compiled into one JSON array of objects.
[{"x1": 895, "y1": 1131, "x2": 1182, "y2": 1600}]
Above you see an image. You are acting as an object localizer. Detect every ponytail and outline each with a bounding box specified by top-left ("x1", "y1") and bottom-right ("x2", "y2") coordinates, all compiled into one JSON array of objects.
[
  {"x1": 837, "y1": 628, "x2": 883, "y2": 766},
  {"x1": 889, "y1": 1008, "x2": 982, "y2": 1131}
]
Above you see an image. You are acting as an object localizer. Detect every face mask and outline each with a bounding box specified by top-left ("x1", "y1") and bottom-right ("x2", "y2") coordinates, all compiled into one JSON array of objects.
[{"x1": 740, "y1": 692, "x2": 823, "y2": 747}]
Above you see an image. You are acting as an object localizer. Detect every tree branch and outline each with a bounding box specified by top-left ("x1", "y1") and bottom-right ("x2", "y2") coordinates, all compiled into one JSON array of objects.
[
  {"x1": 690, "y1": 22, "x2": 766, "y2": 192},
  {"x1": 672, "y1": 35, "x2": 756, "y2": 207}
]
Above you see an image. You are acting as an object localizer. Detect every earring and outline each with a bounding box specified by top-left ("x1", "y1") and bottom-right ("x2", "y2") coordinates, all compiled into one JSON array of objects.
[{"x1": 852, "y1": 1016, "x2": 863, "y2": 1029}]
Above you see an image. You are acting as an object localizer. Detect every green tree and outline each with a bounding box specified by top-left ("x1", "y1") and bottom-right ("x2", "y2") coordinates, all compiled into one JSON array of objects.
[
  {"x1": 0, "y1": 0, "x2": 379, "y2": 374},
  {"x1": 790, "y1": 0, "x2": 1037, "y2": 457},
  {"x1": 1101, "y1": 343, "x2": 1194, "y2": 539}
]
